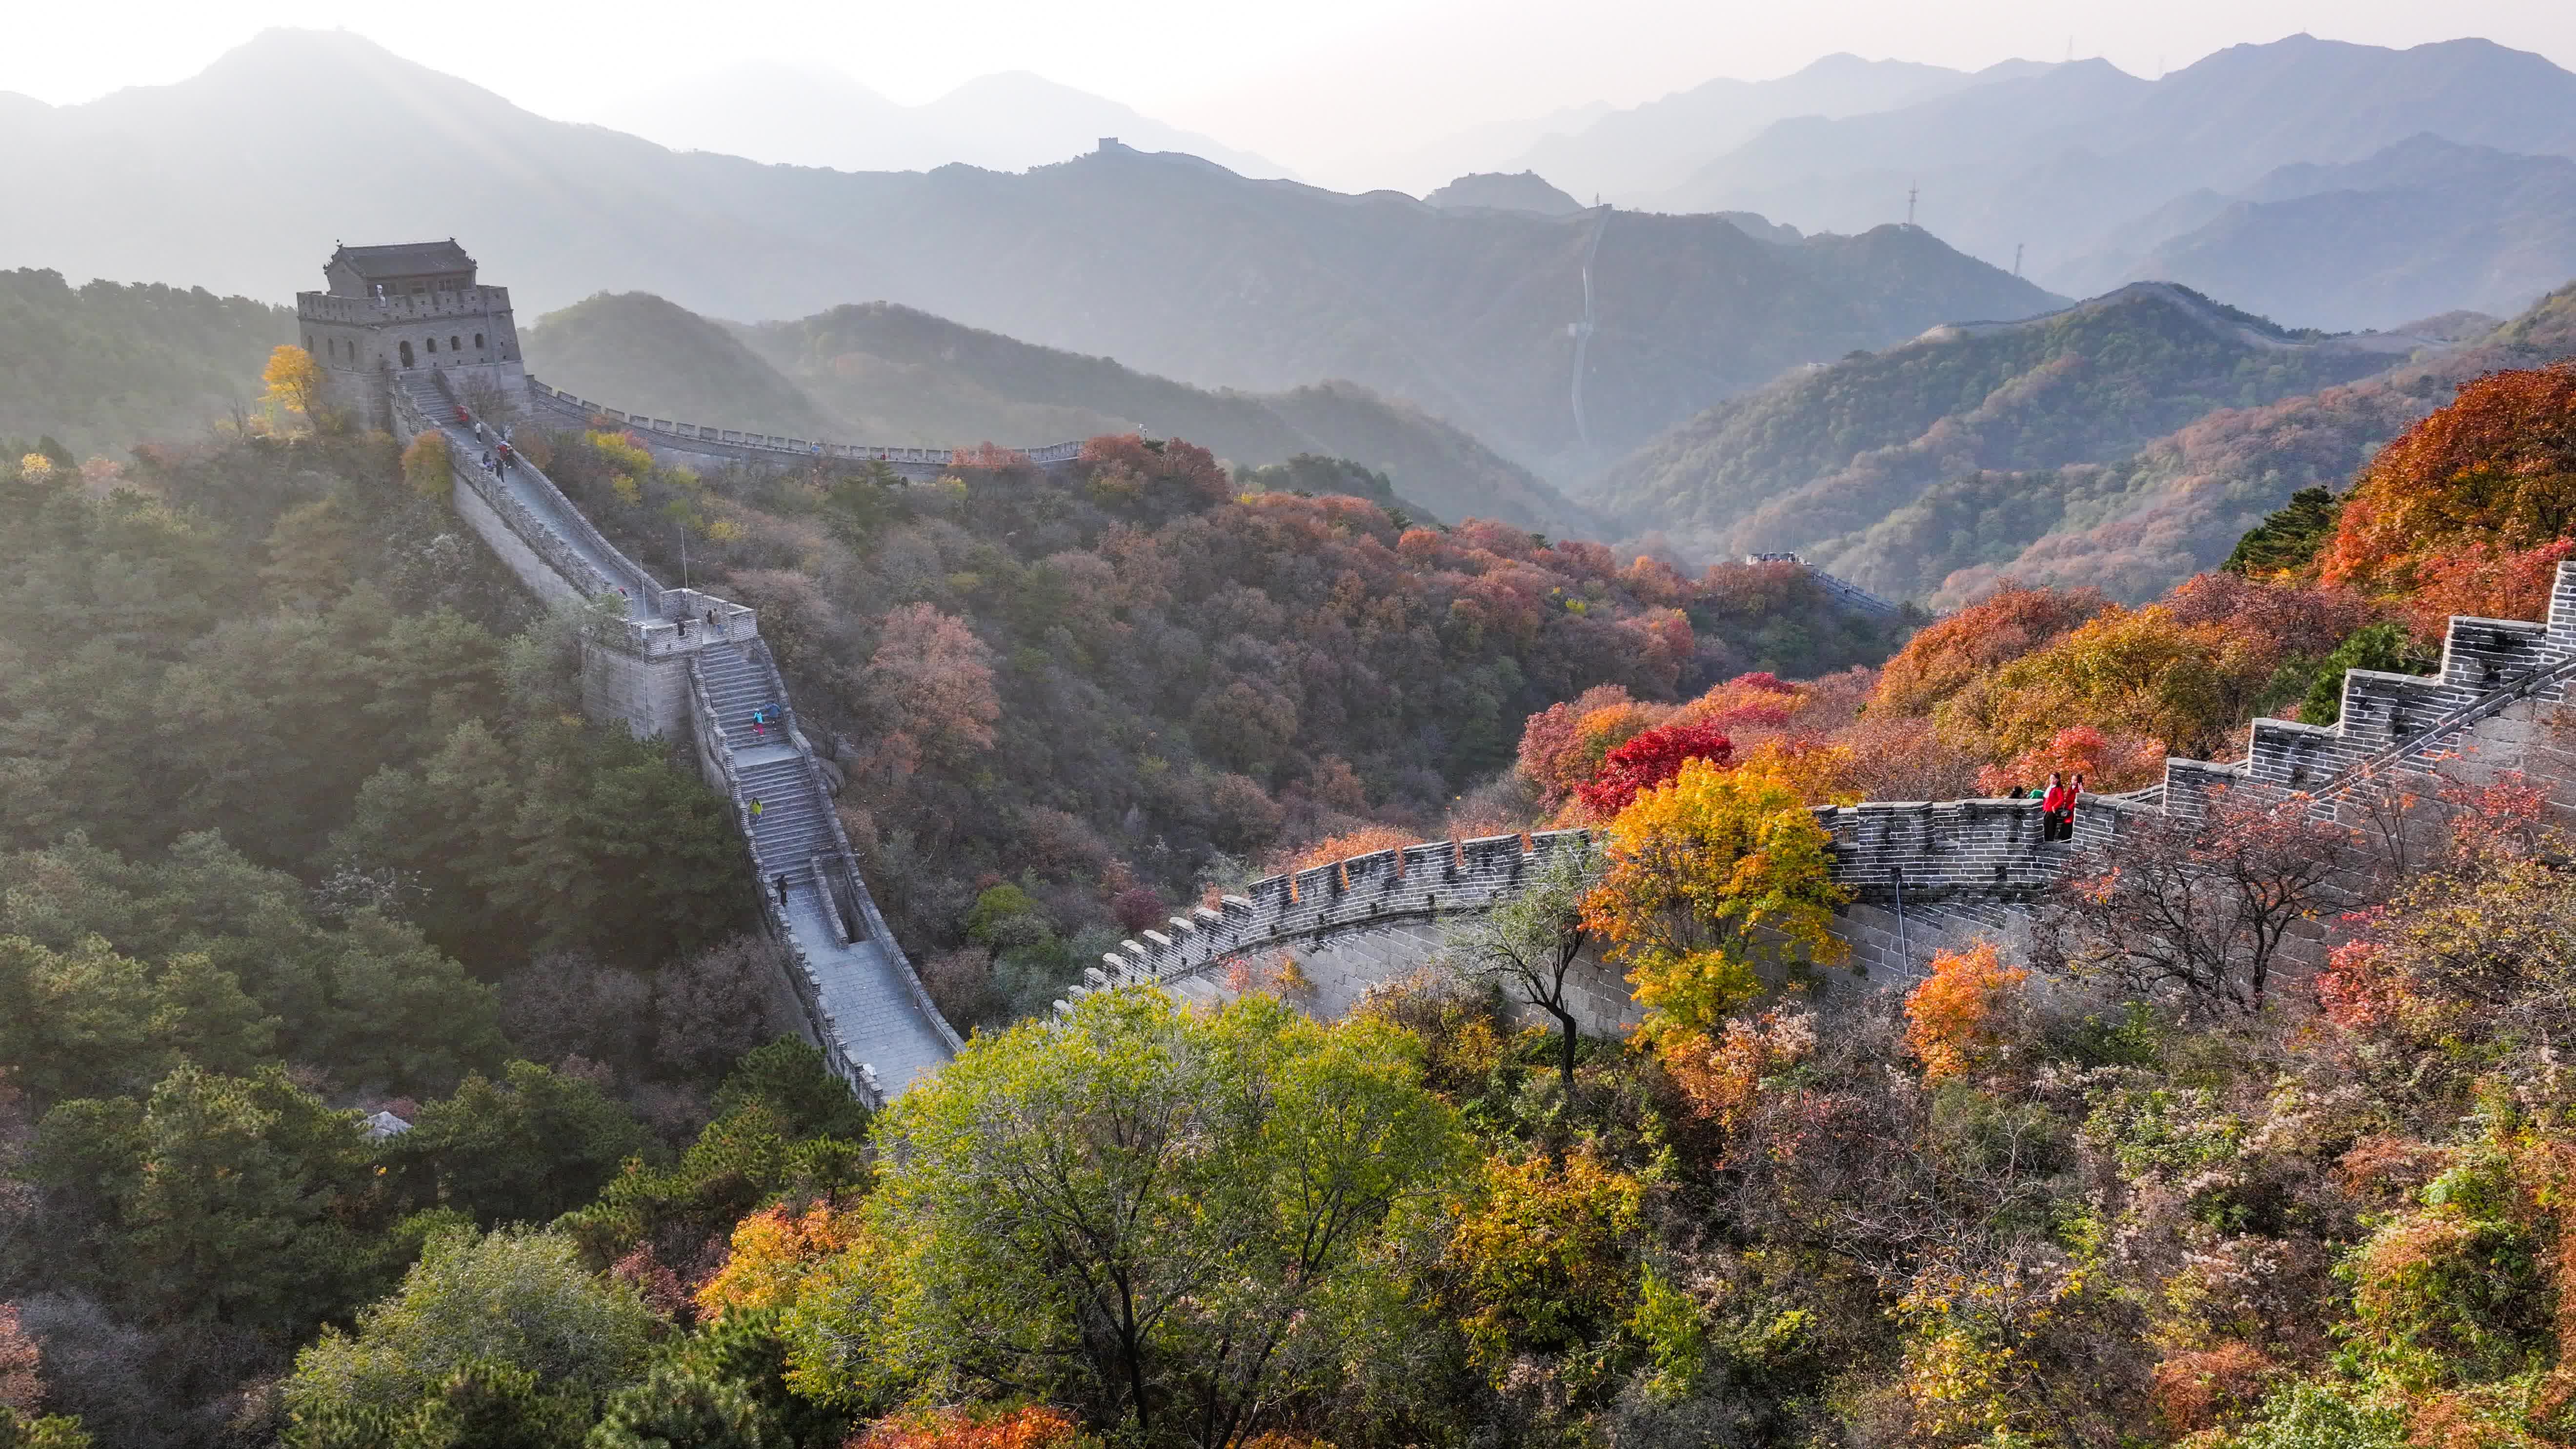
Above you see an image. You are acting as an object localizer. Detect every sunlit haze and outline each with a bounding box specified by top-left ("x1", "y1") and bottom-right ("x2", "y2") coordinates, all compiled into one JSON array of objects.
[{"x1": 11, "y1": 0, "x2": 2576, "y2": 189}]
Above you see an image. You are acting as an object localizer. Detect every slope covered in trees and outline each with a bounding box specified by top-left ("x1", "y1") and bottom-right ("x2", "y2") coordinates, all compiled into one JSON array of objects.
[
  {"x1": 1587, "y1": 281, "x2": 2437, "y2": 587},
  {"x1": 523, "y1": 422, "x2": 1903, "y2": 1034},
  {"x1": 0, "y1": 430, "x2": 845, "y2": 1444},
  {"x1": 1928, "y1": 281, "x2": 2576, "y2": 605},
  {"x1": 525, "y1": 292, "x2": 1597, "y2": 535},
  {"x1": 0, "y1": 268, "x2": 288, "y2": 457}
]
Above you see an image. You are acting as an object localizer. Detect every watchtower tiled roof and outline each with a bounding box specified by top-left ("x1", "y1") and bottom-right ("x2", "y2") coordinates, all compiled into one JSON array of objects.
[{"x1": 331, "y1": 240, "x2": 475, "y2": 280}]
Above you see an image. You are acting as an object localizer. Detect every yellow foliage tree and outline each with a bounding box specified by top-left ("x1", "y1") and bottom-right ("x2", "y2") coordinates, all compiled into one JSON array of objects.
[
  {"x1": 1583, "y1": 757, "x2": 1849, "y2": 1037},
  {"x1": 261, "y1": 344, "x2": 327, "y2": 433},
  {"x1": 693, "y1": 1201, "x2": 862, "y2": 1321},
  {"x1": 1733, "y1": 737, "x2": 1861, "y2": 807},
  {"x1": 400, "y1": 432, "x2": 452, "y2": 500},
  {"x1": 1902, "y1": 940, "x2": 2027, "y2": 1084},
  {"x1": 1446, "y1": 1147, "x2": 1646, "y2": 1369}
]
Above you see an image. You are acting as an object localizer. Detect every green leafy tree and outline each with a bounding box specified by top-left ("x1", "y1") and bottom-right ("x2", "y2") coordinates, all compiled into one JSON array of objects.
[
  {"x1": 32, "y1": 1064, "x2": 383, "y2": 1335},
  {"x1": 283, "y1": 1228, "x2": 655, "y2": 1447},
  {"x1": 791, "y1": 989, "x2": 1468, "y2": 1445},
  {"x1": 2298, "y1": 620, "x2": 2437, "y2": 726},
  {"x1": 392, "y1": 1061, "x2": 650, "y2": 1226}
]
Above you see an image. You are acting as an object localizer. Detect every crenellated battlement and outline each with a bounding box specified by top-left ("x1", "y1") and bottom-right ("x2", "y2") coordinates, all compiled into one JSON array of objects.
[{"x1": 1073, "y1": 561, "x2": 2576, "y2": 1016}]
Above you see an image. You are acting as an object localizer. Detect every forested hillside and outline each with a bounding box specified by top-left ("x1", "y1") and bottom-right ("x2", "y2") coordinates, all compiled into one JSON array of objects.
[
  {"x1": 525, "y1": 293, "x2": 1599, "y2": 535},
  {"x1": 516, "y1": 423, "x2": 1902, "y2": 1034},
  {"x1": 1588, "y1": 282, "x2": 2427, "y2": 585},
  {"x1": 1922, "y1": 281, "x2": 2576, "y2": 604},
  {"x1": 0, "y1": 267, "x2": 288, "y2": 457},
  {"x1": 0, "y1": 428, "x2": 866, "y2": 1445}
]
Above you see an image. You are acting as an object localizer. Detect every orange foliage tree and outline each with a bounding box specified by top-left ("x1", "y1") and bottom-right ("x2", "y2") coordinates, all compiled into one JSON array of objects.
[
  {"x1": 693, "y1": 1201, "x2": 862, "y2": 1321},
  {"x1": 1903, "y1": 941, "x2": 2028, "y2": 1083},
  {"x1": 854, "y1": 1405, "x2": 1084, "y2": 1449},
  {"x1": 1871, "y1": 583, "x2": 2106, "y2": 719},
  {"x1": 2320, "y1": 362, "x2": 2576, "y2": 595},
  {"x1": 1976, "y1": 724, "x2": 2167, "y2": 796}
]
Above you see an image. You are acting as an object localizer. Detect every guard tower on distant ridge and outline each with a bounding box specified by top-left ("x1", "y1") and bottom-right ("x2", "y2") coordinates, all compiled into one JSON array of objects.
[{"x1": 296, "y1": 240, "x2": 529, "y2": 431}]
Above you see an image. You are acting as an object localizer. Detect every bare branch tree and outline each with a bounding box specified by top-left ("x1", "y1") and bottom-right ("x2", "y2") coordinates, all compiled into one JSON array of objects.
[
  {"x1": 2036, "y1": 788, "x2": 2354, "y2": 1013},
  {"x1": 1441, "y1": 835, "x2": 1604, "y2": 1083}
]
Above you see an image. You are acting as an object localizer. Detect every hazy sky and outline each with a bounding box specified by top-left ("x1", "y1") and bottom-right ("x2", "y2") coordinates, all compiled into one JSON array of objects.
[{"x1": 11, "y1": 0, "x2": 2576, "y2": 182}]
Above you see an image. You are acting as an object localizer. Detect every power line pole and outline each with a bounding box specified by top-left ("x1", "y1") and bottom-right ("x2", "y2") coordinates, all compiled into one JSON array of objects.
[
  {"x1": 1906, "y1": 182, "x2": 1918, "y2": 228},
  {"x1": 2014, "y1": 242, "x2": 2024, "y2": 277}
]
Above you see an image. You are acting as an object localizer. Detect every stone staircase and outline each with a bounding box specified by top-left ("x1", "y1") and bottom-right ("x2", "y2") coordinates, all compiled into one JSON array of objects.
[{"x1": 388, "y1": 365, "x2": 960, "y2": 1100}]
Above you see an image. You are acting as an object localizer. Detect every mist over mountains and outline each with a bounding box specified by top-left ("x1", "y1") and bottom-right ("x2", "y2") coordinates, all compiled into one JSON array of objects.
[
  {"x1": 591, "y1": 62, "x2": 1293, "y2": 180},
  {"x1": 0, "y1": 28, "x2": 2059, "y2": 479},
  {"x1": 523, "y1": 292, "x2": 1599, "y2": 535},
  {"x1": 1623, "y1": 35, "x2": 2576, "y2": 326}
]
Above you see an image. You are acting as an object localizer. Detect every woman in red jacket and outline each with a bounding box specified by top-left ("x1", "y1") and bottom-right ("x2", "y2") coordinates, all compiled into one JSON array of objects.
[{"x1": 2040, "y1": 771, "x2": 2073, "y2": 841}]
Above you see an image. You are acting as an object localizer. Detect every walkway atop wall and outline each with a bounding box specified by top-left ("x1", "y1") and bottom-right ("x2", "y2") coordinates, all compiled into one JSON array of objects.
[
  {"x1": 525, "y1": 377, "x2": 1083, "y2": 477},
  {"x1": 389, "y1": 369, "x2": 959, "y2": 1098}
]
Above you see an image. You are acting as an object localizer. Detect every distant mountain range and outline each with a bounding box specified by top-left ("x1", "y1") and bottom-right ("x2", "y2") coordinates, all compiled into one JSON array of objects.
[
  {"x1": 588, "y1": 62, "x2": 1293, "y2": 180},
  {"x1": 1627, "y1": 35, "x2": 2576, "y2": 327},
  {"x1": 523, "y1": 292, "x2": 1599, "y2": 535},
  {"x1": 1582, "y1": 282, "x2": 2490, "y2": 596},
  {"x1": 0, "y1": 28, "x2": 2061, "y2": 479},
  {"x1": 2070, "y1": 136, "x2": 2576, "y2": 330},
  {"x1": 1500, "y1": 53, "x2": 2053, "y2": 203}
]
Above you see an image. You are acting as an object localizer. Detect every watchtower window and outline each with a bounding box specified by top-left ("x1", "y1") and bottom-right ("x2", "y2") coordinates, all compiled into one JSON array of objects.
[
  {"x1": 474, "y1": 333, "x2": 484, "y2": 350},
  {"x1": 399, "y1": 340, "x2": 415, "y2": 368},
  {"x1": 424, "y1": 337, "x2": 437, "y2": 354},
  {"x1": 450, "y1": 336, "x2": 462, "y2": 352}
]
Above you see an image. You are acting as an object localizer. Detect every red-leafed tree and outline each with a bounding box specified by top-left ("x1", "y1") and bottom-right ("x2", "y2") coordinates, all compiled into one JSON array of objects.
[
  {"x1": 865, "y1": 603, "x2": 1001, "y2": 766},
  {"x1": 1576, "y1": 720, "x2": 1735, "y2": 820}
]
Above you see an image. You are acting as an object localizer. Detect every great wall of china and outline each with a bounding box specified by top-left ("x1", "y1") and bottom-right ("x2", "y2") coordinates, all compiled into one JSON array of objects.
[{"x1": 325, "y1": 242, "x2": 2576, "y2": 1098}]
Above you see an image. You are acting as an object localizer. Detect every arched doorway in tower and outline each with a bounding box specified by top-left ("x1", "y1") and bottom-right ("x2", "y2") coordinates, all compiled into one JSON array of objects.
[{"x1": 399, "y1": 340, "x2": 415, "y2": 368}]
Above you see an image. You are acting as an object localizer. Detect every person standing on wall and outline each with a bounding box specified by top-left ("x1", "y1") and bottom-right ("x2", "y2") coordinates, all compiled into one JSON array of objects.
[{"x1": 2040, "y1": 771, "x2": 2072, "y2": 841}]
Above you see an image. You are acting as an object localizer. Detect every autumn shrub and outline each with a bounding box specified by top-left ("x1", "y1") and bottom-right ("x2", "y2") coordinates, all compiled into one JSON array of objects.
[
  {"x1": 1574, "y1": 720, "x2": 1733, "y2": 820},
  {"x1": 2320, "y1": 363, "x2": 2576, "y2": 594},
  {"x1": 1903, "y1": 941, "x2": 2028, "y2": 1084},
  {"x1": 1285, "y1": 824, "x2": 1416, "y2": 873},
  {"x1": 1661, "y1": 1007, "x2": 1816, "y2": 1131},
  {"x1": 1446, "y1": 1147, "x2": 1645, "y2": 1368},
  {"x1": 398, "y1": 431, "x2": 450, "y2": 500},
  {"x1": 851, "y1": 1404, "x2": 1084, "y2": 1449},
  {"x1": 2150, "y1": 1341, "x2": 2278, "y2": 1435}
]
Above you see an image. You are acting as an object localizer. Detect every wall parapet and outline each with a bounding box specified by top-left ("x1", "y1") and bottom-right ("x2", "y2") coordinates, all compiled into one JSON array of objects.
[
  {"x1": 1066, "y1": 560, "x2": 2576, "y2": 1018},
  {"x1": 525, "y1": 378, "x2": 1084, "y2": 471}
]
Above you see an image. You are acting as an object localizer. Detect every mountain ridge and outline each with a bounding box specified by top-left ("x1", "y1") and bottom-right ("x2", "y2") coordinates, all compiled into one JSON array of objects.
[
  {"x1": 0, "y1": 27, "x2": 2063, "y2": 475},
  {"x1": 525, "y1": 292, "x2": 1602, "y2": 536}
]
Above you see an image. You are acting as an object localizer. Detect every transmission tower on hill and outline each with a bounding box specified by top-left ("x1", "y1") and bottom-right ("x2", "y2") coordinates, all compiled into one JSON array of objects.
[{"x1": 1906, "y1": 182, "x2": 1918, "y2": 228}]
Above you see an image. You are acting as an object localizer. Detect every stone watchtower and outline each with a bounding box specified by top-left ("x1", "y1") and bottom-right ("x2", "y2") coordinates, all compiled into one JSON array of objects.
[{"x1": 296, "y1": 240, "x2": 530, "y2": 432}]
